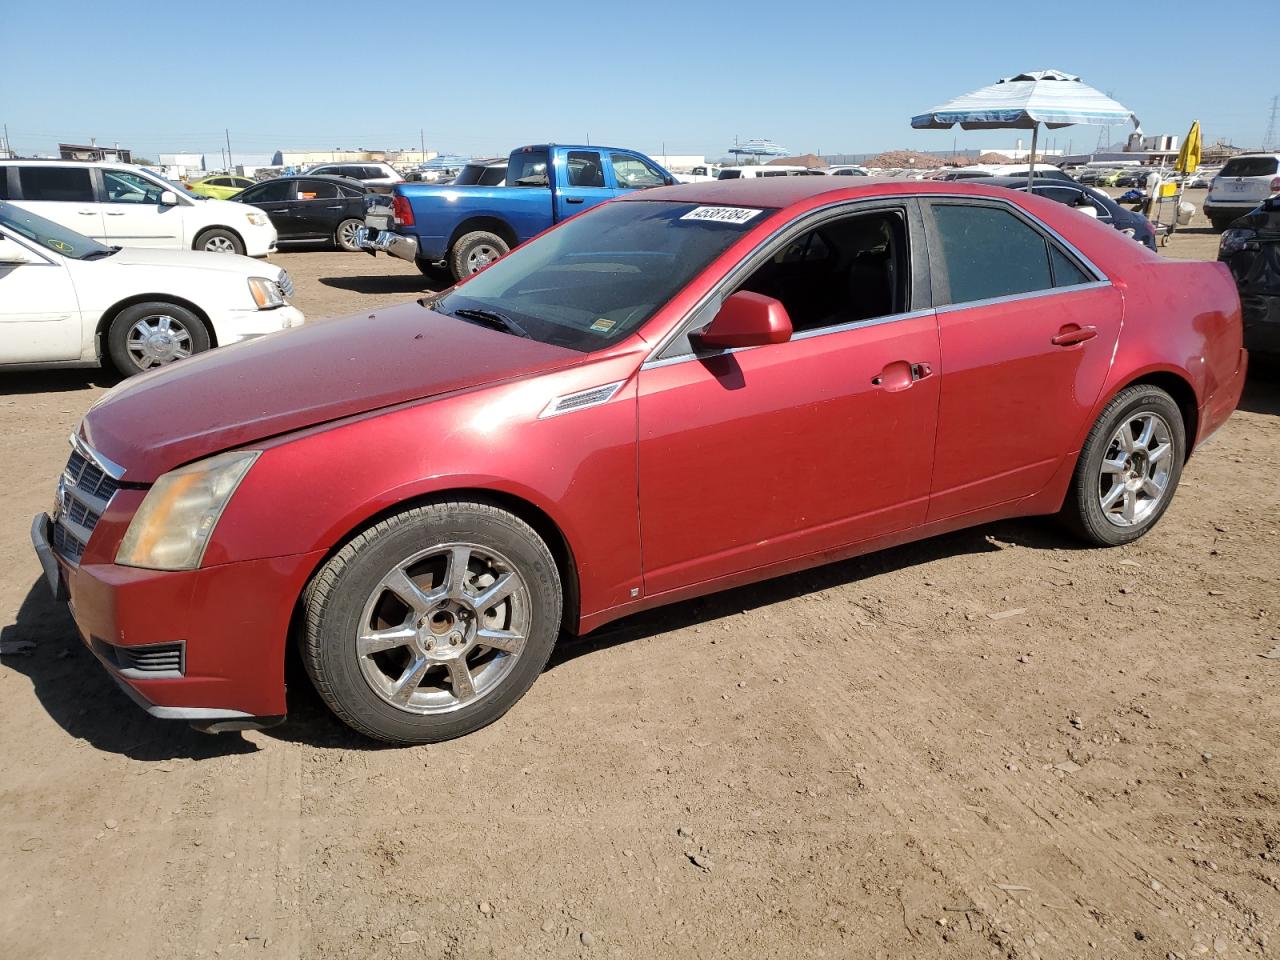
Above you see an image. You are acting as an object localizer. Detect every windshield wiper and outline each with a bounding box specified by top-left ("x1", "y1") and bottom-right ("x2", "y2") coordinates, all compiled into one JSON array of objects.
[{"x1": 451, "y1": 308, "x2": 530, "y2": 339}]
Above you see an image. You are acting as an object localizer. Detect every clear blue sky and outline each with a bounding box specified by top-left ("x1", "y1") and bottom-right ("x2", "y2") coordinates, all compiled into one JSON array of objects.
[{"x1": 2, "y1": 0, "x2": 1273, "y2": 161}]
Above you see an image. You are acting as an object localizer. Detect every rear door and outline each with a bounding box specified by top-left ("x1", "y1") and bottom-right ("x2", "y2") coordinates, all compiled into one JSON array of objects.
[
  {"x1": 554, "y1": 150, "x2": 613, "y2": 220},
  {"x1": 292, "y1": 179, "x2": 344, "y2": 239},
  {"x1": 98, "y1": 168, "x2": 182, "y2": 248},
  {"x1": 921, "y1": 198, "x2": 1124, "y2": 521},
  {"x1": 237, "y1": 179, "x2": 297, "y2": 237},
  {"x1": 12, "y1": 166, "x2": 104, "y2": 240}
]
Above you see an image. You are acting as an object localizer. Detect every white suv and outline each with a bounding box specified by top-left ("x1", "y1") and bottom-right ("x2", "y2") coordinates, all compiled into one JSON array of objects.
[
  {"x1": 0, "y1": 160, "x2": 278, "y2": 256},
  {"x1": 304, "y1": 162, "x2": 404, "y2": 192},
  {"x1": 1204, "y1": 154, "x2": 1280, "y2": 232}
]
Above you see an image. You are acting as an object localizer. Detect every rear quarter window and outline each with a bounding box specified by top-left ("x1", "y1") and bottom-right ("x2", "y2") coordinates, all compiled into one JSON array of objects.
[{"x1": 17, "y1": 167, "x2": 95, "y2": 202}]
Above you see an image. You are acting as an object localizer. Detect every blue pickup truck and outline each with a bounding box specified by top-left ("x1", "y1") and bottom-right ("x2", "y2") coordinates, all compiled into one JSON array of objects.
[{"x1": 357, "y1": 144, "x2": 676, "y2": 282}]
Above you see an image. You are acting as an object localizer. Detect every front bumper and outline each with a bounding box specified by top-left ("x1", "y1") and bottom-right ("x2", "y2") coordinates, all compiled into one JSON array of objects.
[
  {"x1": 241, "y1": 222, "x2": 279, "y2": 258},
  {"x1": 211, "y1": 304, "x2": 306, "y2": 345},
  {"x1": 355, "y1": 225, "x2": 419, "y2": 263},
  {"x1": 31, "y1": 511, "x2": 325, "y2": 725}
]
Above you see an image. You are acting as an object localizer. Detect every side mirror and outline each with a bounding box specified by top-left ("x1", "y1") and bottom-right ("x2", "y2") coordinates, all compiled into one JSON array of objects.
[
  {"x1": 159, "y1": 190, "x2": 179, "y2": 206},
  {"x1": 691, "y1": 291, "x2": 793, "y2": 351},
  {"x1": 0, "y1": 237, "x2": 36, "y2": 265}
]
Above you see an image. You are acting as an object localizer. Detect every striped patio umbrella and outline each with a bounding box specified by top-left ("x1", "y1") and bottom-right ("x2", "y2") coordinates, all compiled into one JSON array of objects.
[{"x1": 912, "y1": 70, "x2": 1140, "y2": 185}]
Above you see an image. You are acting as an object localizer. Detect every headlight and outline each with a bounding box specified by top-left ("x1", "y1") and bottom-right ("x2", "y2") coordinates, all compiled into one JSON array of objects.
[
  {"x1": 116, "y1": 451, "x2": 258, "y2": 571},
  {"x1": 248, "y1": 276, "x2": 285, "y2": 309},
  {"x1": 245, "y1": 211, "x2": 269, "y2": 226},
  {"x1": 1219, "y1": 228, "x2": 1255, "y2": 257}
]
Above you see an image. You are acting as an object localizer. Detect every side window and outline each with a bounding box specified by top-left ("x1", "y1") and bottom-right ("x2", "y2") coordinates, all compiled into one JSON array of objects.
[
  {"x1": 1049, "y1": 246, "x2": 1091, "y2": 288},
  {"x1": 246, "y1": 180, "x2": 294, "y2": 203},
  {"x1": 566, "y1": 151, "x2": 605, "y2": 188},
  {"x1": 102, "y1": 170, "x2": 168, "y2": 204},
  {"x1": 717, "y1": 169, "x2": 741, "y2": 180},
  {"x1": 478, "y1": 165, "x2": 506, "y2": 186},
  {"x1": 340, "y1": 184, "x2": 365, "y2": 199},
  {"x1": 736, "y1": 209, "x2": 909, "y2": 334},
  {"x1": 928, "y1": 204, "x2": 1055, "y2": 305},
  {"x1": 361, "y1": 166, "x2": 383, "y2": 180},
  {"x1": 297, "y1": 180, "x2": 340, "y2": 200},
  {"x1": 18, "y1": 167, "x2": 95, "y2": 202},
  {"x1": 610, "y1": 153, "x2": 666, "y2": 188},
  {"x1": 508, "y1": 150, "x2": 549, "y2": 187},
  {"x1": 1034, "y1": 187, "x2": 1083, "y2": 206},
  {"x1": 208, "y1": 177, "x2": 230, "y2": 187}
]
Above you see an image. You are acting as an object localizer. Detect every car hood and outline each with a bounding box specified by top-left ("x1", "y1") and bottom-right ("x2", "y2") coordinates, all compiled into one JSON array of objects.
[
  {"x1": 103, "y1": 246, "x2": 279, "y2": 276},
  {"x1": 80, "y1": 301, "x2": 583, "y2": 482}
]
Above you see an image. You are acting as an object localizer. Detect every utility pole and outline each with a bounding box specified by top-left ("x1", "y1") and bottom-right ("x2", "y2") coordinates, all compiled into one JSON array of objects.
[
  {"x1": 420, "y1": 128, "x2": 425, "y2": 160},
  {"x1": 224, "y1": 128, "x2": 233, "y2": 172},
  {"x1": 2, "y1": 123, "x2": 9, "y2": 159},
  {"x1": 1264, "y1": 95, "x2": 1279, "y2": 151}
]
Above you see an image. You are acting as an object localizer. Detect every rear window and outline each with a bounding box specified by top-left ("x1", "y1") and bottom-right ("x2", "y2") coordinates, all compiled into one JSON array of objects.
[
  {"x1": 18, "y1": 166, "x2": 94, "y2": 202},
  {"x1": 1220, "y1": 157, "x2": 1279, "y2": 178},
  {"x1": 508, "y1": 150, "x2": 549, "y2": 187},
  {"x1": 717, "y1": 169, "x2": 741, "y2": 180}
]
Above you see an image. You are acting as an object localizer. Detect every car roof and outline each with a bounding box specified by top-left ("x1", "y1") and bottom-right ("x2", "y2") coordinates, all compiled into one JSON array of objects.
[
  {"x1": 970, "y1": 176, "x2": 1084, "y2": 187},
  {"x1": 272, "y1": 174, "x2": 366, "y2": 186},
  {"x1": 623, "y1": 176, "x2": 1034, "y2": 209}
]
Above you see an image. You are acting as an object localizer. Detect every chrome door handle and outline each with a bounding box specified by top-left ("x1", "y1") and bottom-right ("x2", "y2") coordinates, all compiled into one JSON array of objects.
[
  {"x1": 565, "y1": 197, "x2": 585, "y2": 204},
  {"x1": 78, "y1": 211, "x2": 96, "y2": 215},
  {"x1": 105, "y1": 212, "x2": 125, "y2": 216}
]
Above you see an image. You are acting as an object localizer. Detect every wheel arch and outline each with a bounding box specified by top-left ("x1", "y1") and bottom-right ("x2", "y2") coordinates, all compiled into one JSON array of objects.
[
  {"x1": 191, "y1": 224, "x2": 246, "y2": 252},
  {"x1": 95, "y1": 293, "x2": 218, "y2": 360},
  {"x1": 1103, "y1": 368, "x2": 1200, "y2": 458},
  {"x1": 302, "y1": 485, "x2": 582, "y2": 637},
  {"x1": 446, "y1": 217, "x2": 517, "y2": 252}
]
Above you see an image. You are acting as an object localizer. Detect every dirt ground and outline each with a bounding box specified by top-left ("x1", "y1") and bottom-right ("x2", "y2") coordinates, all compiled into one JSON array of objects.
[{"x1": 1, "y1": 198, "x2": 1277, "y2": 960}]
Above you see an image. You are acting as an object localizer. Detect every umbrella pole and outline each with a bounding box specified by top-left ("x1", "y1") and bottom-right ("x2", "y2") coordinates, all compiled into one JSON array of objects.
[{"x1": 1026, "y1": 123, "x2": 1039, "y2": 189}]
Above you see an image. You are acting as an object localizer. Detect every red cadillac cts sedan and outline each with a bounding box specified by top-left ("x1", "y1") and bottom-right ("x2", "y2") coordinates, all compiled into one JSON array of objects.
[{"x1": 32, "y1": 178, "x2": 1246, "y2": 744}]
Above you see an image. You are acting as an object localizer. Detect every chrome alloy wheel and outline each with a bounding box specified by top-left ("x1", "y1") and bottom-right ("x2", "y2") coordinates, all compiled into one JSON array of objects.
[
  {"x1": 356, "y1": 543, "x2": 530, "y2": 714},
  {"x1": 337, "y1": 220, "x2": 360, "y2": 248},
  {"x1": 125, "y1": 314, "x2": 194, "y2": 369},
  {"x1": 203, "y1": 234, "x2": 235, "y2": 253},
  {"x1": 466, "y1": 244, "x2": 501, "y2": 273},
  {"x1": 1098, "y1": 411, "x2": 1174, "y2": 527}
]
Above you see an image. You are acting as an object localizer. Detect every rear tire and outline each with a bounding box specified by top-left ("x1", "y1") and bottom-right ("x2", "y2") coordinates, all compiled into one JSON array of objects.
[
  {"x1": 334, "y1": 218, "x2": 363, "y2": 252},
  {"x1": 194, "y1": 227, "x2": 245, "y2": 255},
  {"x1": 106, "y1": 301, "x2": 211, "y2": 376},
  {"x1": 1062, "y1": 385, "x2": 1185, "y2": 547},
  {"x1": 448, "y1": 231, "x2": 509, "y2": 282},
  {"x1": 1208, "y1": 216, "x2": 1233, "y2": 233},
  {"x1": 302, "y1": 502, "x2": 563, "y2": 745}
]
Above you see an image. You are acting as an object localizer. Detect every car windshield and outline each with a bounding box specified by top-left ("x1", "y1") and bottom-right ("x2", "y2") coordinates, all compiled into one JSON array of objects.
[
  {"x1": 0, "y1": 200, "x2": 114, "y2": 260},
  {"x1": 432, "y1": 200, "x2": 773, "y2": 352},
  {"x1": 142, "y1": 169, "x2": 200, "y2": 199}
]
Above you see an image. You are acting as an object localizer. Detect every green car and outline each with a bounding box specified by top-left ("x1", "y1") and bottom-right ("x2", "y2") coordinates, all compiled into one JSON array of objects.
[{"x1": 188, "y1": 175, "x2": 257, "y2": 200}]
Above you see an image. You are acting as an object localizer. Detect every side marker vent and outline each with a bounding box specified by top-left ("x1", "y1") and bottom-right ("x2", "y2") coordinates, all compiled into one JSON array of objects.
[{"x1": 539, "y1": 381, "x2": 625, "y2": 419}]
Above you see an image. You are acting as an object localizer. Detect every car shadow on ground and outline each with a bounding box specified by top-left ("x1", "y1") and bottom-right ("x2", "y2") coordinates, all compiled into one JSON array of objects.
[
  {"x1": 0, "y1": 368, "x2": 119, "y2": 395},
  {"x1": 544, "y1": 518, "x2": 1068, "y2": 674},
  {"x1": 0, "y1": 516, "x2": 1086, "y2": 756},
  {"x1": 1, "y1": 579, "x2": 258, "y2": 760},
  {"x1": 318, "y1": 274, "x2": 447, "y2": 296},
  {"x1": 1239, "y1": 358, "x2": 1280, "y2": 415}
]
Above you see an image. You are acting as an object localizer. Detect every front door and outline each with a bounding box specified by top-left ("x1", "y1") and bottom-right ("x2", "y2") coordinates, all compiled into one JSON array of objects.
[
  {"x1": 921, "y1": 199, "x2": 1125, "y2": 521},
  {"x1": 637, "y1": 204, "x2": 940, "y2": 596},
  {"x1": 237, "y1": 180, "x2": 297, "y2": 239},
  {"x1": 98, "y1": 168, "x2": 183, "y2": 248},
  {"x1": 554, "y1": 149, "x2": 614, "y2": 221},
  {"x1": 0, "y1": 238, "x2": 83, "y2": 362}
]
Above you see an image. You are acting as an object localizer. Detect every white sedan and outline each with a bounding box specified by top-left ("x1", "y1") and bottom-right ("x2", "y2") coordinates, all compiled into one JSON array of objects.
[{"x1": 0, "y1": 201, "x2": 304, "y2": 376}]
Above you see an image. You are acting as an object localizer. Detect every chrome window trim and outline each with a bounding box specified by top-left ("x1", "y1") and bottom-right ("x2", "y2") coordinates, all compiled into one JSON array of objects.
[
  {"x1": 933, "y1": 279, "x2": 1112, "y2": 315},
  {"x1": 70, "y1": 432, "x2": 126, "y2": 480}
]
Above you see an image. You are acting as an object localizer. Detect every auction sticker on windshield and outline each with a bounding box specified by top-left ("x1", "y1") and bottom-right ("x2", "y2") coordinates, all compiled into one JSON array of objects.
[{"x1": 680, "y1": 206, "x2": 764, "y2": 225}]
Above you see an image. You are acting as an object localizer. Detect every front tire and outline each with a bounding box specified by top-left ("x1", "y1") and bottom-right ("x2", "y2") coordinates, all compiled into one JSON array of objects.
[
  {"x1": 302, "y1": 502, "x2": 563, "y2": 745},
  {"x1": 194, "y1": 227, "x2": 245, "y2": 255},
  {"x1": 448, "y1": 231, "x2": 509, "y2": 282},
  {"x1": 105, "y1": 301, "x2": 211, "y2": 376},
  {"x1": 334, "y1": 218, "x2": 363, "y2": 252},
  {"x1": 1063, "y1": 385, "x2": 1186, "y2": 546}
]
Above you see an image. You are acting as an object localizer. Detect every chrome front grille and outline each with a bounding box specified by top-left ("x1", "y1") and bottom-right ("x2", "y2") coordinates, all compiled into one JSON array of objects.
[
  {"x1": 51, "y1": 440, "x2": 122, "y2": 565},
  {"x1": 277, "y1": 269, "x2": 295, "y2": 298}
]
